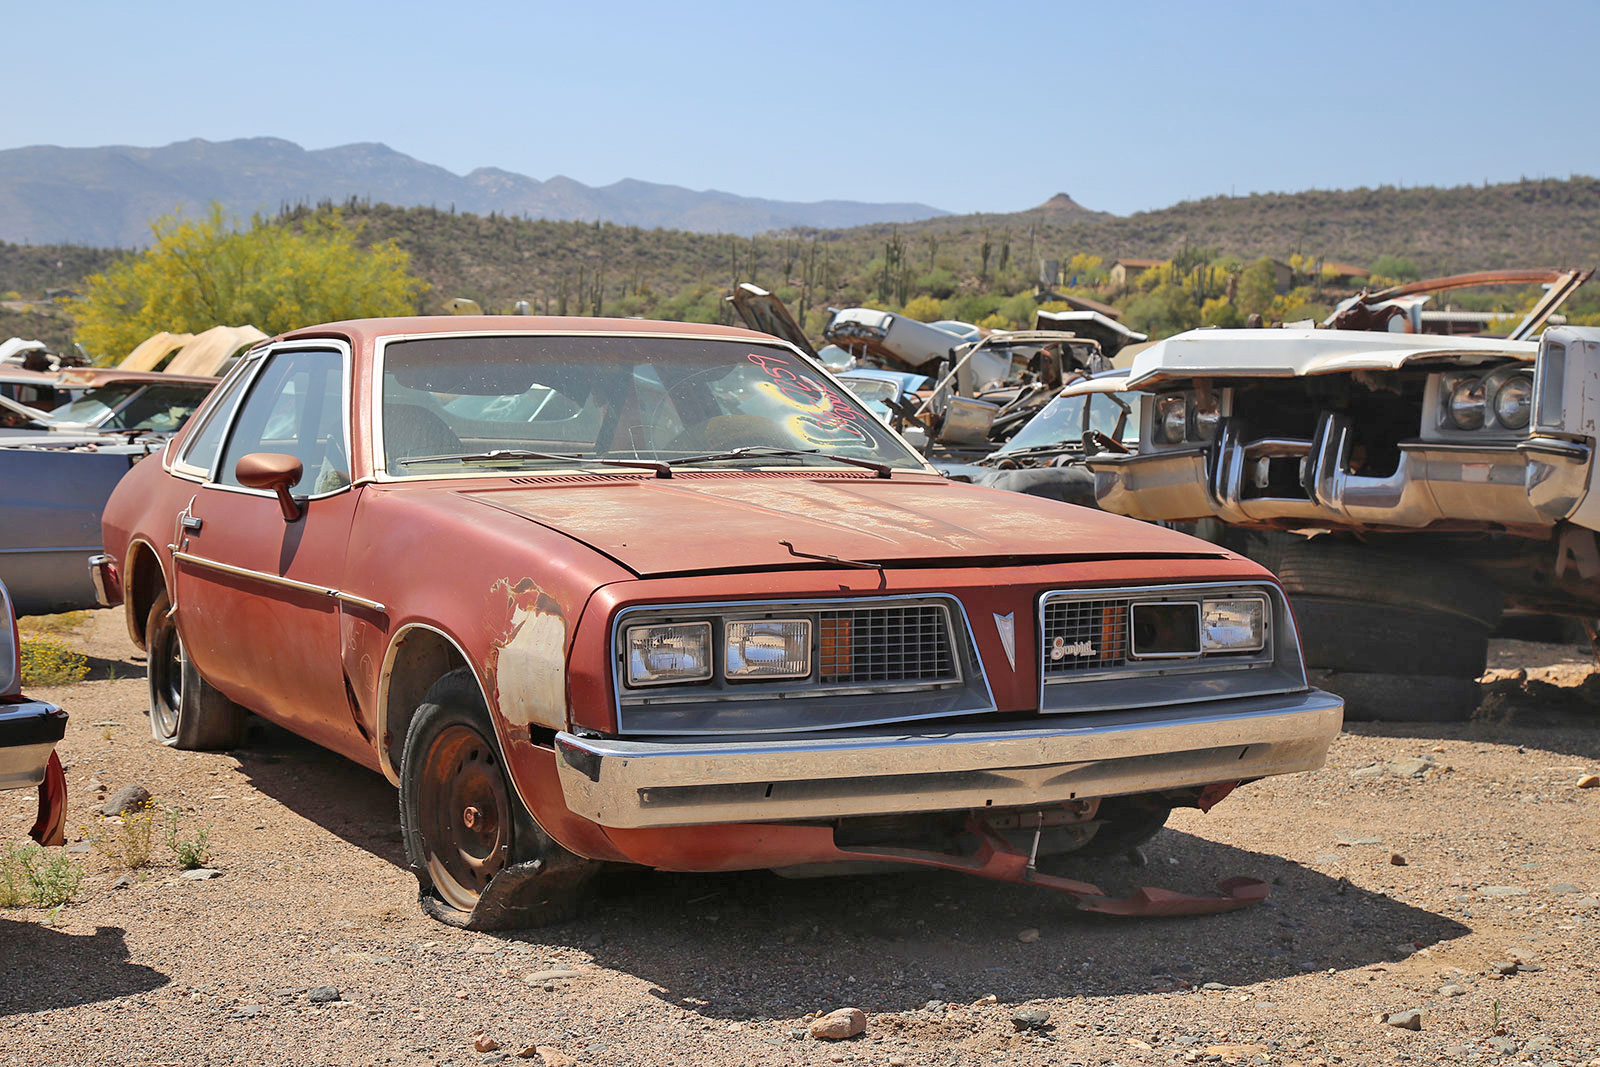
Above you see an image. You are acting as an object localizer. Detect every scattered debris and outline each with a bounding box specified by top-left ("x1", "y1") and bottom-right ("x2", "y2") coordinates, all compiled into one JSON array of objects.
[
  {"x1": 1389, "y1": 852, "x2": 1408, "y2": 866},
  {"x1": 179, "y1": 868, "x2": 223, "y2": 881},
  {"x1": 102, "y1": 784, "x2": 151, "y2": 816},
  {"x1": 1011, "y1": 1007, "x2": 1051, "y2": 1031},
  {"x1": 1383, "y1": 1009, "x2": 1424, "y2": 1030},
  {"x1": 1016, "y1": 927, "x2": 1040, "y2": 943},
  {"x1": 306, "y1": 986, "x2": 340, "y2": 1004},
  {"x1": 1579, "y1": 774, "x2": 1599, "y2": 789},
  {"x1": 808, "y1": 1007, "x2": 866, "y2": 1040},
  {"x1": 474, "y1": 1034, "x2": 501, "y2": 1053},
  {"x1": 522, "y1": 969, "x2": 581, "y2": 983}
]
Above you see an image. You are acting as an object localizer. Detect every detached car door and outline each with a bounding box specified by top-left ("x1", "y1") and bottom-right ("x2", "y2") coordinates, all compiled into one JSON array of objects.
[{"x1": 170, "y1": 341, "x2": 372, "y2": 752}]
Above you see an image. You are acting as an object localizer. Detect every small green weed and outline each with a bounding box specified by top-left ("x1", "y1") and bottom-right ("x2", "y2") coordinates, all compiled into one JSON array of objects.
[
  {"x1": 0, "y1": 845, "x2": 85, "y2": 908},
  {"x1": 165, "y1": 807, "x2": 213, "y2": 870},
  {"x1": 89, "y1": 800, "x2": 158, "y2": 869},
  {"x1": 19, "y1": 638, "x2": 89, "y2": 686}
]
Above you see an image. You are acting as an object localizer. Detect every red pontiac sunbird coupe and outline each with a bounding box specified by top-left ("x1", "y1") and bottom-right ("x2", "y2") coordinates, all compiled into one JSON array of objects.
[{"x1": 95, "y1": 316, "x2": 1341, "y2": 928}]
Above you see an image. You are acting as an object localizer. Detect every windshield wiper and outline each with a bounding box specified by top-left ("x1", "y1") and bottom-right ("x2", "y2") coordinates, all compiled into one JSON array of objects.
[
  {"x1": 399, "y1": 449, "x2": 672, "y2": 477},
  {"x1": 669, "y1": 446, "x2": 892, "y2": 478}
]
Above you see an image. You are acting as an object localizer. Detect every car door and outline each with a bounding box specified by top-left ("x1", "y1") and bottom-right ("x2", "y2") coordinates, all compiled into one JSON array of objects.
[{"x1": 171, "y1": 341, "x2": 373, "y2": 754}]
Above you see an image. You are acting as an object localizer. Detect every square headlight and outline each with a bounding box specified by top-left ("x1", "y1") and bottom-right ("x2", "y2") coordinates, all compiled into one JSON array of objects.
[
  {"x1": 625, "y1": 622, "x2": 713, "y2": 687},
  {"x1": 1200, "y1": 598, "x2": 1266, "y2": 653},
  {"x1": 726, "y1": 619, "x2": 812, "y2": 680}
]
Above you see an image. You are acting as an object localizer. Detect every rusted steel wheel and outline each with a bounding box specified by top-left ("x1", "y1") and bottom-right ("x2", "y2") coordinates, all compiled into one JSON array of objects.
[
  {"x1": 399, "y1": 668, "x2": 598, "y2": 929},
  {"x1": 144, "y1": 589, "x2": 247, "y2": 750},
  {"x1": 416, "y1": 722, "x2": 511, "y2": 912}
]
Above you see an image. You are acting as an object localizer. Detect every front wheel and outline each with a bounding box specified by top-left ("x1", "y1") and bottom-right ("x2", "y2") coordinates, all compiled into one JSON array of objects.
[
  {"x1": 144, "y1": 589, "x2": 247, "y2": 750},
  {"x1": 399, "y1": 669, "x2": 596, "y2": 928}
]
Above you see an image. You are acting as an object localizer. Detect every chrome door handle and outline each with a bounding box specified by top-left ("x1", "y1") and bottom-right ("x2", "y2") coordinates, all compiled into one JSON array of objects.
[{"x1": 181, "y1": 516, "x2": 204, "y2": 532}]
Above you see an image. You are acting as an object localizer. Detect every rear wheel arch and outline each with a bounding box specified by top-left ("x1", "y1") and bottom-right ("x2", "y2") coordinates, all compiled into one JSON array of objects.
[{"x1": 124, "y1": 538, "x2": 168, "y2": 652}]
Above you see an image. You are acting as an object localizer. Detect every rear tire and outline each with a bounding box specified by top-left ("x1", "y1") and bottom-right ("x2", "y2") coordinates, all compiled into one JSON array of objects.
[
  {"x1": 399, "y1": 668, "x2": 596, "y2": 929},
  {"x1": 1309, "y1": 669, "x2": 1481, "y2": 722},
  {"x1": 145, "y1": 589, "x2": 247, "y2": 750}
]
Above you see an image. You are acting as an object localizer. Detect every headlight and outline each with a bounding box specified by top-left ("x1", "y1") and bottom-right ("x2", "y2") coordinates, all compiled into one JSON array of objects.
[
  {"x1": 725, "y1": 619, "x2": 812, "y2": 680},
  {"x1": 1155, "y1": 394, "x2": 1187, "y2": 443},
  {"x1": 1200, "y1": 597, "x2": 1266, "y2": 653},
  {"x1": 625, "y1": 622, "x2": 712, "y2": 686},
  {"x1": 1447, "y1": 377, "x2": 1487, "y2": 430},
  {"x1": 1194, "y1": 400, "x2": 1221, "y2": 440},
  {"x1": 1493, "y1": 375, "x2": 1532, "y2": 429}
]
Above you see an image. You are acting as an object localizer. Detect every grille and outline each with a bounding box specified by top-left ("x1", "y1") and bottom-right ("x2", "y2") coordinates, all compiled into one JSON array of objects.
[
  {"x1": 817, "y1": 604, "x2": 956, "y2": 685},
  {"x1": 1042, "y1": 597, "x2": 1131, "y2": 675}
]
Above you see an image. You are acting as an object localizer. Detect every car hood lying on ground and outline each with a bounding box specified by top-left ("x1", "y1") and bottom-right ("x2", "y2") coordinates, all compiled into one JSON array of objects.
[{"x1": 448, "y1": 473, "x2": 1225, "y2": 577}]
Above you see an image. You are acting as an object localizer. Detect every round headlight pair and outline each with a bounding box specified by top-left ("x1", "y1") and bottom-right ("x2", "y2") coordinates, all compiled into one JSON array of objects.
[
  {"x1": 1447, "y1": 373, "x2": 1531, "y2": 431},
  {"x1": 1155, "y1": 395, "x2": 1187, "y2": 443}
]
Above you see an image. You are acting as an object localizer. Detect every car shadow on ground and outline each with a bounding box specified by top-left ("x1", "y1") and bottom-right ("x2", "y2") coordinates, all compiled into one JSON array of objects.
[
  {"x1": 1344, "y1": 707, "x2": 1600, "y2": 758},
  {"x1": 563, "y1": 828, "x2": 1469, "y2": 1018},
  {"x1": 230, "y1": 719, "x2": 406, "y2": 866},
  {"x1": 216, "y1": 721, "x2": 1470, "y2": 1014},
  {"x1": 0, "y1": 920, "x2": 168, "y2": 1016}
]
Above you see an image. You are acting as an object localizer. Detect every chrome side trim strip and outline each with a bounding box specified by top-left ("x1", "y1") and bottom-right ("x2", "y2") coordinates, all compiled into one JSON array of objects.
[{"x1": 171, "y1": 550, "x2": 385, "y2": 612}]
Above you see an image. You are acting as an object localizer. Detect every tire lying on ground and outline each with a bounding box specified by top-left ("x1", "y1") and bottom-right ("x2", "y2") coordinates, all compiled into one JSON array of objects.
[
  {"x1": 1307, "y1": 669, "x2": 1481, "y2": 723},
  {"x1": 1277, "y1": 537, "x2": 1494, "y2": 722},
  {"x1": 1291, "y1": 596, "x2": 1490, "y2": 678},
  {"x1": 1277, "y1": 537, "x2": 1502, "y2": 628}
]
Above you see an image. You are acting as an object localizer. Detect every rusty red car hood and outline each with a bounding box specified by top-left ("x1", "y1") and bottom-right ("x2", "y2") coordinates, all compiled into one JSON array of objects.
[{"x1": 459, "y1": 474, "x2": 1224, "y2": 578}]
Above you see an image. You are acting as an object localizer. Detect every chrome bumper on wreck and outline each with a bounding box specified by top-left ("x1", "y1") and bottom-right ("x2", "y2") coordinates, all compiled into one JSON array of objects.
[
  {"x1": 1090, "y1": 417, "x2": 1592, "y2": 529},
  {"x1": 0, "y1": 700, "x2": 68, "y2": 793},
  {"x1": 553, "y1": 689, "x2": 1343, "y2": 829}
]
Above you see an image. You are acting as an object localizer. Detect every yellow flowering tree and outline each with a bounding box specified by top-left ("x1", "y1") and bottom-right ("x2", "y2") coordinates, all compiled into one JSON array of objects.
[{"x1": 73, "y1": 204, "x2": 427, "y2": 361}]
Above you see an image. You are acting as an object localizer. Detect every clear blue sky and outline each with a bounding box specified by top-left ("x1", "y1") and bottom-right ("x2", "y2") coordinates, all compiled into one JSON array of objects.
[{"x1": 7, "y1": 0, "x2": 1597, "y2": 217}]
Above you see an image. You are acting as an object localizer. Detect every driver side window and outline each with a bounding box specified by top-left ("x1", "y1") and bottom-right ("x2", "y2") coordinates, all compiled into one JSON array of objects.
[{"x1": 216, "y1": 348, "x2": 349, "y2": 496}]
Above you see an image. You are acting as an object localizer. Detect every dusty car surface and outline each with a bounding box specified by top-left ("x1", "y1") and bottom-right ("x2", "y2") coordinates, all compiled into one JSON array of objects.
[
  {"x1": 96, "y1": 315, "x2": 1341, "y2": 928},
  {"x1": 0, "y1": 580, "x2": 68, "y2": 846},
  {"x1": 1087, "y1": 320, "x2": 1600, "y2": 719}
]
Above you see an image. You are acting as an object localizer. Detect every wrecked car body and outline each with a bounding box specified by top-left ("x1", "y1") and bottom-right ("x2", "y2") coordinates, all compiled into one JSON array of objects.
[
  {"x1": 97, "y1": 315, "x2": 1340, "y2": 928},
  {"x1": 1087, "y1": 318, "x2": 1600, "y2": 720},
  {"x1": 0, "y1": 579, "x2": 68, "y2": 846},
  {"x1": 0, "y1": 371, "x2": 218, "y2": 614}
]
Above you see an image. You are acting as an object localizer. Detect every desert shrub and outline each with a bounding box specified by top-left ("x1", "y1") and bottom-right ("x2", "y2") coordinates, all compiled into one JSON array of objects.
[
  {"x1": 0, "y1": 846, "x2": 84, "y2": 908},
  {"x1": 19, "y1": 639, "x2": 89, "y2": 686}
]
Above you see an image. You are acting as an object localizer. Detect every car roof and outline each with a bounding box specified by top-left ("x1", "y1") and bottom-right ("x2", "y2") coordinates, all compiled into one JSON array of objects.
[{"x1": 278, "y1": 316, "x2": 788, "y2": 348}]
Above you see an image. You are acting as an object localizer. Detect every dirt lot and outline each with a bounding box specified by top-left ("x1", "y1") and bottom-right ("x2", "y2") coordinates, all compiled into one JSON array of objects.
[{"x1": 4, "y1": 610, "x2": 1600, "y2": 1067}]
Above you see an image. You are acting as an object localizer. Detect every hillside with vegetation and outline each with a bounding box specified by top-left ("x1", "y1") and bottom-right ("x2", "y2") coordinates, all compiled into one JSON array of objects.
[{"x1": 4, "y1": 176, "x2": 1598, "y2": 357}]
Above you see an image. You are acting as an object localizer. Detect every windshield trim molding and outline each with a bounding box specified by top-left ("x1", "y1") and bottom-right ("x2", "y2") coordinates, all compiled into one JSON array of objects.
[{"x1": 366, "y1": 329, "x2": 937, "y2": 485}]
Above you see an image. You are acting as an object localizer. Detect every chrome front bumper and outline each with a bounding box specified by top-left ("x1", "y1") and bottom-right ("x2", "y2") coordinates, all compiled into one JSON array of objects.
[
  {"x1": 1090, "y1": 421, "x2": 1592, "y2": 529},
  {"x1": 0, "y1": 699, "x2": 68, "y2": 793},
  {"x1": 553, "y1": 689, "x2": 1343, "y2": 829}
]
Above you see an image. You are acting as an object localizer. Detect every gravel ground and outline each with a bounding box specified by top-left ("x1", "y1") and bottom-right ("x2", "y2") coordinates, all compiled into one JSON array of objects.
[{"x1": 4, "y1": 610, "x2": 1600, "y2": 1067}]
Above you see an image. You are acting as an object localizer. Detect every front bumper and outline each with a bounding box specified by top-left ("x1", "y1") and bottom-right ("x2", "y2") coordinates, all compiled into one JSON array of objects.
[
  {"x1": 0, "y1": 699, "x2": 69, "y2": 793},
  {"x1": 1089, "y1": 422, "x2": 1592, "y2": 530},
  {"x1": 553, "y1": 688, "x2": 1343, "y2": 829}
]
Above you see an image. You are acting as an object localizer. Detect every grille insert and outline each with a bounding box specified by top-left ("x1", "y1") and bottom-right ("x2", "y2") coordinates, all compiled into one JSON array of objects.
[
  {"x1": 1042, "y1": 598, "x2": 1130, "y2": 674},
  {"x1": 818, "y1": 605, "x2": 957, "y2": 685}
]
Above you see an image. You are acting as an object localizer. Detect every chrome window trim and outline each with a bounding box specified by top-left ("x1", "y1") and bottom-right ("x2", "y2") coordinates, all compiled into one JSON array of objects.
[
  {"x1": 366, "y1": 328, "x2": 937, "y2": 484},
  {"x1": 1037, "y1": 581, "x2": 1284, "y2": 705},
  {"x1": 199, "y1": 339, "x2": 357, "y2": 503},
  {"x1": 167, "y1": 349, "x2": 268, "y2": 480},
  {"x1": 608, "y1": 593, "x2": 994, "y2": 736}
]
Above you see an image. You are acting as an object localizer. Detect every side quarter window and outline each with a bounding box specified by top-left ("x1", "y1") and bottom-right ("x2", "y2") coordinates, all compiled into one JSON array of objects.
[{"x1": 216, "y1": 348, "x2": 350, "y2": 496}]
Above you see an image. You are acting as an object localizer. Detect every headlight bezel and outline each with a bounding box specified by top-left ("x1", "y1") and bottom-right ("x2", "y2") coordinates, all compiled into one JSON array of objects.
[{"x1": 624, "y1": 621, "x2": 714, "y2": 687}]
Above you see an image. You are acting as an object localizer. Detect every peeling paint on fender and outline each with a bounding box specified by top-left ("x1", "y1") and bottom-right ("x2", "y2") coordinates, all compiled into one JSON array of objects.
[{"x1": 491, "y1": 577, "x2": 568, "y2": 730}]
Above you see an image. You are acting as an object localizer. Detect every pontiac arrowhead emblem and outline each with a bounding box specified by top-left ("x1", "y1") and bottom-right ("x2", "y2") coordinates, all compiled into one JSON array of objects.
[{"x1": 993, "y1": 612, "x2": 1017, "y2": 670}]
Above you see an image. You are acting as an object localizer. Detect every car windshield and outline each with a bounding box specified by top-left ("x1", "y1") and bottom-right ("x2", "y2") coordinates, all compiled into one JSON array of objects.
[
  {"x1": 380, "y1": 334, "x2": 925, "y2": 476},
  {"x1": 47, "y1": 381, "x2": 213, "y2": 432},
  {"x1": 992, "y1": 391, "x2": 1136, "y2": 456}
]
